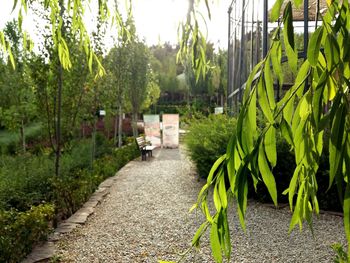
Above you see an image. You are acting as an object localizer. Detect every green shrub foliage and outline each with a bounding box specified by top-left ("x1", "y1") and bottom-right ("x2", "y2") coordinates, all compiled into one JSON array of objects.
[
  {"x1": 185, "y1": 115, "x2": 340, "y2": 211},
  {"x1": 185, "y1": 115, "x2": 237, "y2": 178},
  {"x1": 0, "y1": 204, "x2": 54, "y2": 263},
  {"x1": 0, "y1": 138, "x2": 139, "y2": 261}
]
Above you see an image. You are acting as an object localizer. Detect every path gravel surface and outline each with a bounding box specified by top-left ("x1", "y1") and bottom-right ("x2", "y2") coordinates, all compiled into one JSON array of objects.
[{"x1": 56, "y1": 147, "x2": 347, "y2": 262}]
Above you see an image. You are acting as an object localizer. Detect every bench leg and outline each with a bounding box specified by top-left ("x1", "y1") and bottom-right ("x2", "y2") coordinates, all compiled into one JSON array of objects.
[{"x1": 141, "y1": 150, "x2": 147, "y2": 161}]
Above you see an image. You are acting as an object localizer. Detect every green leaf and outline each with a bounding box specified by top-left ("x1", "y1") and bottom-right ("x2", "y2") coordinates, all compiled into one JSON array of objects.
[
  {"x1": 264, "y1": 58, "x2": 276, "y2": 110},
  {"x1": 294, "y1": 0, "x2": 303, "y2": 7},
  {"x1": 235, "y1": 166, "x2": 248, "y2": 231},
  {"x1": 280, "y1": 117, "x2": 294, "y2": 147},
  {"x1": 289, "y1": 180, "x2": 305, "y2": 233},
  {"x1": 210, "y1": 217, "x2": 223, "y2": 263},
  {"x1": 294, "y1": 60, "x2": 310, "y2": 98},
  {"x1": 12, "y1": 0, "x2": 19, "y2": 12},
  {"x1": 271, "y1": 40, "x2": 283, "y2": 86},
  {"x1": 192, "y1": 221, "x2": 209, "y2": 247},
  {"x1": 283, "y1": 2, "x2": 297, "y2": 72},
  {"x1": 312, "y1": 71, "x2": 328, "y2": 128},
  {"x1": 8, "y1": 48, "x2": 16, "y2": 69},
  {"x1": 282, "y1": 89, "x2": 295, "y2": 124},
  {"x1": 213, "y1": 180, "x2": 222, "y2": 211},
  {"x1": 258, "y1": 77, "x2": 274, "y2": 123},
  {"x1": 258, "y1": 142, "x2": 278, "y2": 206},
  {"x1": 218, "y1": 174, "x2": 228, "y2": 209},
  {"x1": 207, "y1": 154, "x2": 226, "y2": 184},
  {"x1": 264, "y1": 126, "x2": 277, "y2": 167},
  {"x1": 289, "y1": 164, "x2": 301, "y2": 209},
  {"x1": 202, "y1": 202, "x2": 213, "y2": 223},
  {"x1": 271, "y1": 0, "x2": 284, "y2": 22},
  {"x1": 307, "y1": 26, "x2": 324, "y2": 67},
  {"x1": 324, "y1": 33, "x2": 340, "y2": 71},
  {"x1": 329, "y1": 103, "x2": 346, "y2": 189},
  {"x1": 299, "y1": 94, "x2": 311, "y2": 120}
]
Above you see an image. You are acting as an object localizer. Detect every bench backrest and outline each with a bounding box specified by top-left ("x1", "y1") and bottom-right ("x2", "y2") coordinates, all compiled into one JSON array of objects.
[{"x1": 136, "y1": 136, "x2": 147, "y2": 149}]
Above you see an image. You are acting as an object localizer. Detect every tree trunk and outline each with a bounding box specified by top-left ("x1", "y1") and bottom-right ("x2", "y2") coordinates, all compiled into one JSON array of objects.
[
  {"x1": 114, "y1": 114, "x2": 118, "y2": 146},
  {"x1": 118, "y1": 105, "x2": 123, "y2": 147},
  {"x1": 20, "y1": 119, "x2": 26, "y2": 153},
  {"x1": 91, "y1": 118, "x2": 97, "y2": 171},
  {"x1": 132, "y1": 111, "x2": 138, "y2": 137},
  {"x1": 55, "y1": 0, "x2": 65, "y2": 178}
]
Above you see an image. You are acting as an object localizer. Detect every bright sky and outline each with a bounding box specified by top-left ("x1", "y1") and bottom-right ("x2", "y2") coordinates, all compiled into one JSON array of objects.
[{"x1": 0, "y1": 0, "x2": 229, "y2": 50}]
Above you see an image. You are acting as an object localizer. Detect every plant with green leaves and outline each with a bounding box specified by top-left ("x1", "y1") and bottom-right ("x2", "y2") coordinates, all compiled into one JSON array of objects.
[
  {"x1": 0, "y1": 20, "x2": 36, "y2": 153},
  {"x1": 183, "y1": 0, "x2": 350, "y2": 262}
]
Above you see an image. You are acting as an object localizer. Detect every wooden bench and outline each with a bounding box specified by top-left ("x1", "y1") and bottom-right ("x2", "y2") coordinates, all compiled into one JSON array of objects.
[{"x1": 136, "y1": 136, "x2": 156, "y2": 161}]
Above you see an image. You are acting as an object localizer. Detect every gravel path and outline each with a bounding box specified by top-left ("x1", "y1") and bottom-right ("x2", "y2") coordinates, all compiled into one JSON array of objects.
[{"x1": 56, "y1": 146, "x2": 347, "y2": 262}]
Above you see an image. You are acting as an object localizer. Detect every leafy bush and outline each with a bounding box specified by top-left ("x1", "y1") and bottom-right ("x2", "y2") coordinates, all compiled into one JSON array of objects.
[
  {"x1": 185, "y1": 115, "x2": 237, "y2": 178},
  {"x1": 0, "y1": 138, "x2": 139, "y2": 262},
  {"x1": 185, "y1": 115, "x2": 340, "y2": 211},
  {"x1": 0, "y1": 204, "x2": 54, "y2": 263},
  {"x1": 0, "y1": 155, "x2": 54, "y2": 211}
]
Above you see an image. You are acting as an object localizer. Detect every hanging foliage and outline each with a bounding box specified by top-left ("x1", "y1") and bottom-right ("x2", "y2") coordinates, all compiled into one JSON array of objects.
[{"x1": 187, "y1": 0, "x2": 350, "y2": 262}]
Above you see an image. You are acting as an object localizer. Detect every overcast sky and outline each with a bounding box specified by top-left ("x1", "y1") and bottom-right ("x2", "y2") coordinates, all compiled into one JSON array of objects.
[{"x1": 0, "y1": 0, "x2": 229, "y2": 50}]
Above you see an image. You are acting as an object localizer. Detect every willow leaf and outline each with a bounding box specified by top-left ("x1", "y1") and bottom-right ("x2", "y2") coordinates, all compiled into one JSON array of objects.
[
  {"x1": 312, "y1": 71, "x2": 328, "y2": 128},
  {"x1": 289, "y1": 180, "x2": 305, "y2": 233},
  {"x1": 258, "y1": 77, "x2": 274, "y2": 123},
  {"x1": 271, "y1": 41, "x2": 283, "y2": 86},
  {"x1": 329, "y1": 103, "x2": 346, "y2": 189},
  {"x1": 218, "y1": 174, "x2": 228, "y2": 209},
  {"x1": 235, "y1": 166, "x2": 248, "y2": 231},
  {"x1": 192, "y1": 221, "x2": 209, "y2": 247},
  {"x1": 283, "y1": 2, "x2": 297, "y2": 72},
  {"x1": 258, "y1": 143, "x2": 278, "y2": 206},
  {"x1": 289, "y1": 164, "x2": 301, "y2": 209},
  {"x1": 271, "y1": 0, "x2": 284, "y2": 22},
  {"x1": 324, "y1": 33, "x2": 340, "y2": 71},
  {"x1": 264, "y1": 58, "x2": 276, "y2": 110},
  {"x1": 207, "y1": 154, "x2": 226, "y2": 184},
  {"x1": 307, "y1": 26, "x2": 324, "y2": 67},
  {"x1": 213, "y1": 181, "x2": 222, "y2": 211},
  {"x1": 264, "y1": 126, "x2": 277, "y2": 167},
  {"x1": 210, "y1": 217, "x2": 223, "y2": 263},
  {"x1": 294, "y1": 0, "x2": 303, "y2": 8},
  {"x1": 280, "y1": 118, "x2": 294, "y2": 147}
]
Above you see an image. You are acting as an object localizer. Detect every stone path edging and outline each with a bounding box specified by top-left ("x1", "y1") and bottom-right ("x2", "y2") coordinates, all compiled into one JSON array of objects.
[{"x1": 21, "y1": 168, "x2": 130, "y2": 263}]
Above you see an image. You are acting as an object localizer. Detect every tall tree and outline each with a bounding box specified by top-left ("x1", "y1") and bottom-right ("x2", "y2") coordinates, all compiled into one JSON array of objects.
[
  {"x1": 128, "y1": 40, "x2": 151, "y2": 137},
  {"x1": 0, "y1": 20, "x2": 36, "y2": 152}
]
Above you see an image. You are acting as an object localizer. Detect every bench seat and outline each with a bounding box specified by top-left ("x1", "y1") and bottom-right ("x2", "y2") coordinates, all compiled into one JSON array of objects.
[{"x1": 136, "y1": 136, "x2": 156, "y2": 161}]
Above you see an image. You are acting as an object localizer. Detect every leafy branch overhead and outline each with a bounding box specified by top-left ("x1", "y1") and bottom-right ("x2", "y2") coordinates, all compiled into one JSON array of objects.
[
  {"x1": 190, "y1": 0, "x2": 350, "y2": 262},
  {"x1": 1, "y1": 0, "x2": 130, "y2": 77}
]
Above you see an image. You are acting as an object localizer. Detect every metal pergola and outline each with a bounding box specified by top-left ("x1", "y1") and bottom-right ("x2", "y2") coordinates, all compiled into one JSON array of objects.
[{"x1": 227, "y1": 0, "x2": 325, "y2": 113}]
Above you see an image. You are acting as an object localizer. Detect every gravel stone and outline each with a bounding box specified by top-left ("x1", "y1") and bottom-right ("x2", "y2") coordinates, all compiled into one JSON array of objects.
[{"x1": 56, "y1": 146, "x2": 347, "y2": 262}]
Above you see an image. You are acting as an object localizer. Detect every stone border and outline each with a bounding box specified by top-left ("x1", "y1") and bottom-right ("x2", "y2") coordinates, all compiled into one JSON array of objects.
[{"x1": 21, "y1": 170, "x2": 128, "y2": 263}]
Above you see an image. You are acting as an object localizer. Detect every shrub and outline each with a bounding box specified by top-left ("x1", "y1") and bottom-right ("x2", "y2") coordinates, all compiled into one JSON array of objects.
[
  {"x1": 185, "y1": 115, "x2": 237, "y2": 178},
  {"x1": 184, "y1": 115, "x2": 340, "y2": 212},
  {"x1": 0, "y1": 138, "x2": 139, "y2": 261},
  {"x1": 0, "y1": 204, "x2": 54, "y2": 263}
]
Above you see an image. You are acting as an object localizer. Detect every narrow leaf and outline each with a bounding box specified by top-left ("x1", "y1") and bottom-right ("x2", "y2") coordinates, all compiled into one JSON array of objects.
[
  {"x1": 258, "y1": 143, "x2": 278, "y2": 206},
  {"x1": 271, "y1": 0, "x2": 284, "y2": 22},
  {"x1": 307, "y1": 26, "x2": 324, "y2": 67},
  {"x1": 210, "y1": 217, "x2": 223, "y2": 263},
  {"x1": 264, "y1": 126, "x2": 277, "y2": 167}
]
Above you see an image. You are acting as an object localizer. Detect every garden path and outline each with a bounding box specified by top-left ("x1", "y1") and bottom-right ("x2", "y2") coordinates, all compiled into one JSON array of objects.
[{"x1": 27, "y1": 146, "x2": 347, "y2": 262}]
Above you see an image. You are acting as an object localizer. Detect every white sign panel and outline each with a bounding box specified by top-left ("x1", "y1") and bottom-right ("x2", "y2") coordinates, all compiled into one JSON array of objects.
[{"x1": 162, "y1": 114, "x2": 179, "y2": 148}]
